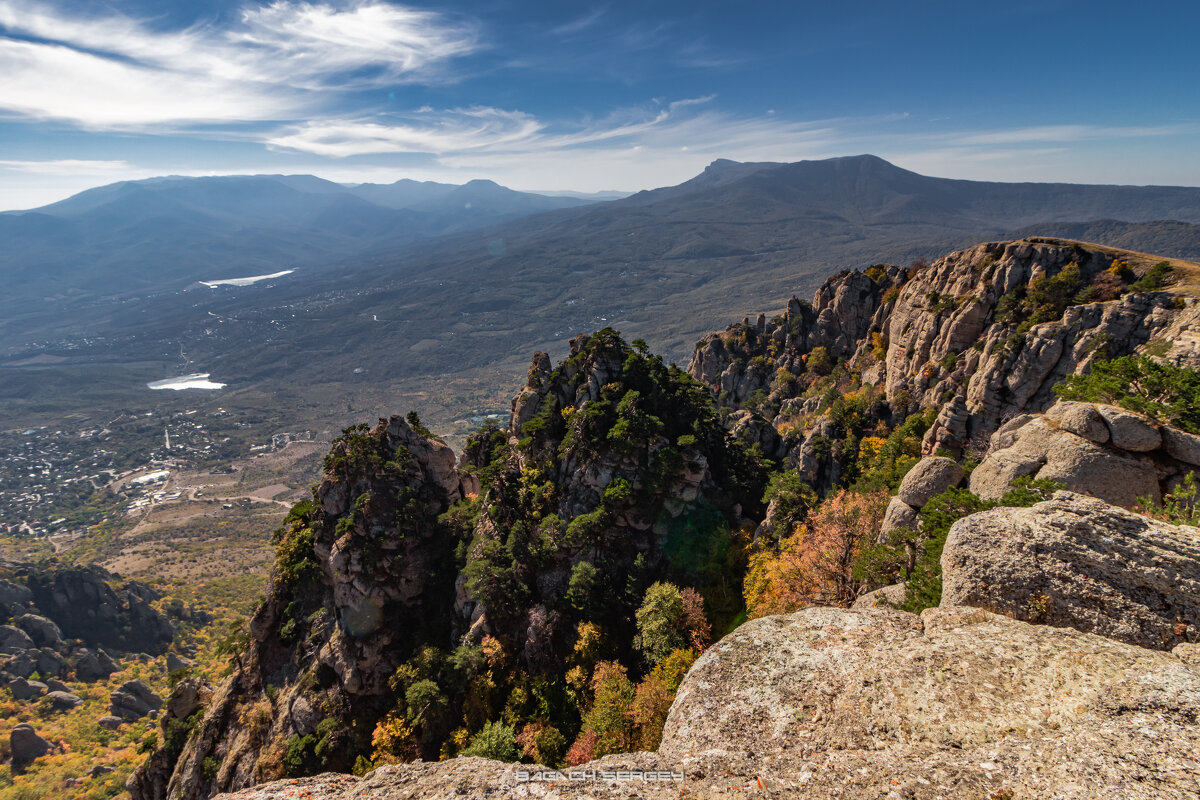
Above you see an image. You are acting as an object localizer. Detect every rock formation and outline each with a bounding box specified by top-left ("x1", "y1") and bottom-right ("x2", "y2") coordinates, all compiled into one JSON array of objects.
[
  {"x1": 970, "y1": 400, "x2": 1200, "y2": 506},
  {"x1": 211, "y1": 607, "x2": 1200, "y2": 800},
  {"x1": 941, "y1": 491, "x2": 1200, "y2": 649},
  {"x1": 688, "y1": 239, "x2": 1200, "y2": 473},
  {"x1": 129, "y1": 415, "x2": 466, "y2": 799}
]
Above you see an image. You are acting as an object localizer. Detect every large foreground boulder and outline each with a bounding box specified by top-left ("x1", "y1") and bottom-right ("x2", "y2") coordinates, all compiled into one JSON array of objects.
[
  {"x1": 941, "y1": 491, "x2": 1200, "y2": 649},
  {"x1": 213, "y1": 607, "x2": 1200, "y2": 800}
]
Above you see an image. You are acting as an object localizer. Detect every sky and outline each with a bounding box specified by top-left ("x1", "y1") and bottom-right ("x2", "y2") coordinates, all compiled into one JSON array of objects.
[{"x1": 0, "y1": 0, "x2": 1198, "y2": 210}]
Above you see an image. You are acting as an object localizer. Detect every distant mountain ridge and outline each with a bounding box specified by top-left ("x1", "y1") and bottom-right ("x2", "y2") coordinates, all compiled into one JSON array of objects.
[
  {"x1": 0, "y1": 173, "x2": 599, "y2": 315},
  {"x1": 4, "y1": 155, "x2": 1200, "y2": 430}
]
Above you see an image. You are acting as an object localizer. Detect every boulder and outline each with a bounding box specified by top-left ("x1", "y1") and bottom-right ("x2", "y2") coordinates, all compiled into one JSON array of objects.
[
  {"x1": 88, "y1": 765, "x2": 116, "y2": 778},
  {"x1": 45, "y1": 678, "x2": 70, "y2": 692},
  {"x1": 10, "y1": 724, "x2": 52, "y2": 772},
  {"x1": 0, "y1": 625, "x2": 35, "y2": 654},
  {"x1": 895, "y1": 456, "x2": 964, "y2": 507},
  {"x1": 166, "y1": 652, "x2": 194, "y2": 673},
  {"x1": 970, "y1": 417, "x2": 1159, "y2": 506},
  {"x1": 5, "y1": 651, "x2": 37, "y2": 679},
  {"x1": 1096, "y1": 404, "x2": 1162, "y2": 451},
  {"x1": 97, "y1": 715, "x2": 123, "y2": 730},
  {"x1": 35, "y1": 648, "x2": 65, "y2": 678},
  {"x1": 7, "y1": 677, "x2": 47, "y2": 700},
  {"x1": 1163, "y1": 427, "x2": 1200, "y2": 467},
  {"x1": 879, "y1": 496, "x2": 918, "y2": 536},
  {"x1": 165, "y1": 677, "x2": 212, "y2": 722},
  {"x1": 73, "y1": 647, "x2": 119, "y2": 682},
  {"x1": 851, "y1": 582, "x2": 907, "y2": 609},
  {"x1": 15, "y1": 614, "x2": 63, "y2": 650},
  {"x1": 1045, "y1": 400, "x2": 1109, "y2": 443},
  {"x1": 45, "y1": 690, "x2": 84, "y2": 712},
  {"x1": 110, "y1": 679, "x2": 162, "y2": 720},
  {"x1": 941, "y1": 492, "x2": 1200, "y2": 650}
]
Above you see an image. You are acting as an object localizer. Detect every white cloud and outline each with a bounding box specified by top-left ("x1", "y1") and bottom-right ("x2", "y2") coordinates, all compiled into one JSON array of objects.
[
  {"x1": 0, "y1": 158, "x2": 134, "y2": 175},
  {"x1": 0, "y1": 0, "x2": 479, "y2": 127},
  {"x1": 268, "y1": 107, "x2": 542, "y2": 157}
]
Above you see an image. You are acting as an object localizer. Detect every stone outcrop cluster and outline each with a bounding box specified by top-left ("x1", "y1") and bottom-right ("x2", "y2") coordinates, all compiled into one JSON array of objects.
[
  {"x1": 971, "y1": 400, "x2": 1200, "y2": 507},
  {"x1": 688, "y1": 238, "x2": 1200, "y2": 468},
  {"x1": 0, "y1": 564, "x2": 174, "y2": 690}
]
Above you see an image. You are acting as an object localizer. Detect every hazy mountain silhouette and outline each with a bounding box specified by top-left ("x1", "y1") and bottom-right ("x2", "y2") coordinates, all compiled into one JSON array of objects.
[
  {"x1": 4, "y1": 155, "x2": 1200, "y2": 421},
  {"x1": 0, "y1": 174, "x2": 596, "y2": 313}
]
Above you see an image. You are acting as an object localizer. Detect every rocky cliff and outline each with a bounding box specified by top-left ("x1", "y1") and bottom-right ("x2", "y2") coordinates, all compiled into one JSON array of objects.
[
  {"x1": 688, "y1": 238, "x2": 1200, "y2": 469},
  {"x1": 132, "y1": 331, "x2": 766, "y2": 799},
  {"x1": 130, "y1": 417, "x2": 466, "y2": 798}
]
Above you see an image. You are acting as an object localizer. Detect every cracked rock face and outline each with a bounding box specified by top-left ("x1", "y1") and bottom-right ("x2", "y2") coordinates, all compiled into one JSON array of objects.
[
  {"x1": 941, "y1": 491, "x2": 1200, "y2": 650},
  {"x1": 215, "y1": 607, "x2": 1200, "y2": 800}
]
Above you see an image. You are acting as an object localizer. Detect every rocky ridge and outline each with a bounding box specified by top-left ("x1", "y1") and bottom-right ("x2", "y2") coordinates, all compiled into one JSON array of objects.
[{"x1": 688, "y1": 238, "x2": 1200, "y2": 469}]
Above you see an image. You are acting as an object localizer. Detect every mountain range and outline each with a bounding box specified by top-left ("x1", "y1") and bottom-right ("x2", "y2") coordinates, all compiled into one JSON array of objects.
[
  {"x1": 4, "y1": 154, "x2": 1200, "y2": 429},
  {"x1": 0, "y1": 175, "x2": 606, "y2": 317}
]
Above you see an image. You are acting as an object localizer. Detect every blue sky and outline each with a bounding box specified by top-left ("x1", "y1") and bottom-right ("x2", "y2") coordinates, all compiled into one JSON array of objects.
[{"x1": 1, "y1": 0, "x2": 1197, "y2": 209}]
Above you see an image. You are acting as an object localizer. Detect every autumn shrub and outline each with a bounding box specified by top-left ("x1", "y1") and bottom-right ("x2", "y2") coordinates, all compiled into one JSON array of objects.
[{"x1": 744, "y1": 489, "x2": 888, "y2": 617}]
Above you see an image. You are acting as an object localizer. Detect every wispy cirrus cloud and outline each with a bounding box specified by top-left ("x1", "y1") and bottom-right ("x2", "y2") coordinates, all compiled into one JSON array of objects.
[
  {"x1": 0, "y1": 0, "x2": 480, "y2": 128},
  {"x1": 0, "y1": 159, "x2": 135, "y2": 175}
]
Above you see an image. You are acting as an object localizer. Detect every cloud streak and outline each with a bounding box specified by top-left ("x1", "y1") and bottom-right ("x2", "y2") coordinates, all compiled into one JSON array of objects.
[{"x1": 0, "y1": 0, "x2": 480, "y2": 127}]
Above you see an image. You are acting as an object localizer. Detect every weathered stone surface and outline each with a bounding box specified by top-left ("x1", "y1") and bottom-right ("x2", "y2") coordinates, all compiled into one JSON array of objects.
[
  {"x1": 166, "y1": 677, "x2": 212, "y2": 722},
  {"x1": 942, "y1": 492, "x2": 1200, "y2": 650},
  {"x1": 879, "y1": 496, "x2": 918, "y2": 535},
  {"x1": 1045, "y1": 400, "x2": 1109, "y2": 443},
  {"x1": 1163, "y1": 426, "x2": 1200, "y2": 467},
  {"x1": 1097, "y1": 404, "x2": 1162, "y2": 451},
  {"x1": 896, "y1": 456, "x2": 963, "y2": 507},
  {"x1": 10, "y1": 724, "x2": 52, "y2": 771},
  {"x1": 0, "y1": 625, "x2": 35, "y2": 654},
  {"x1": 1176, "y1": 642, "x2": 1200, "y2": 667},
  {"x1": 970, "y1": 417, "x2": 1160, "y2": 506},
  {"x1": 97, "y1": 715, "x2": 123, "y2": 730},
  {"x1": 851, "y1": 582, "x2": 906, "y2": 609},
  {"x1": 166, "y1": 652, "x2": 194, "y2": 673},
  {"x1": 214, "y1": 607, "x2": 1200, "y2": 800}
]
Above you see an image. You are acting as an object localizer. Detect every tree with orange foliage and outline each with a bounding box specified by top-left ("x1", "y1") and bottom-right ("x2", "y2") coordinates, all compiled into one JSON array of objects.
[{"x1": 744, "y1": 489, "x2": 888, "y2": 617}]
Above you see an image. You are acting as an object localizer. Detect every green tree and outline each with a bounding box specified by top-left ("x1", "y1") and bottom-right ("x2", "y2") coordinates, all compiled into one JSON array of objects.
[
  {"x1": 1054, "y1": 356, "x2": 1200, "y2": 433},
  {"x1": 460, "y1": 721, "x2": 518, "y2": 761},
  {"x1": 633, "y1": 582, "x2": 687, "y2": 666}
]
